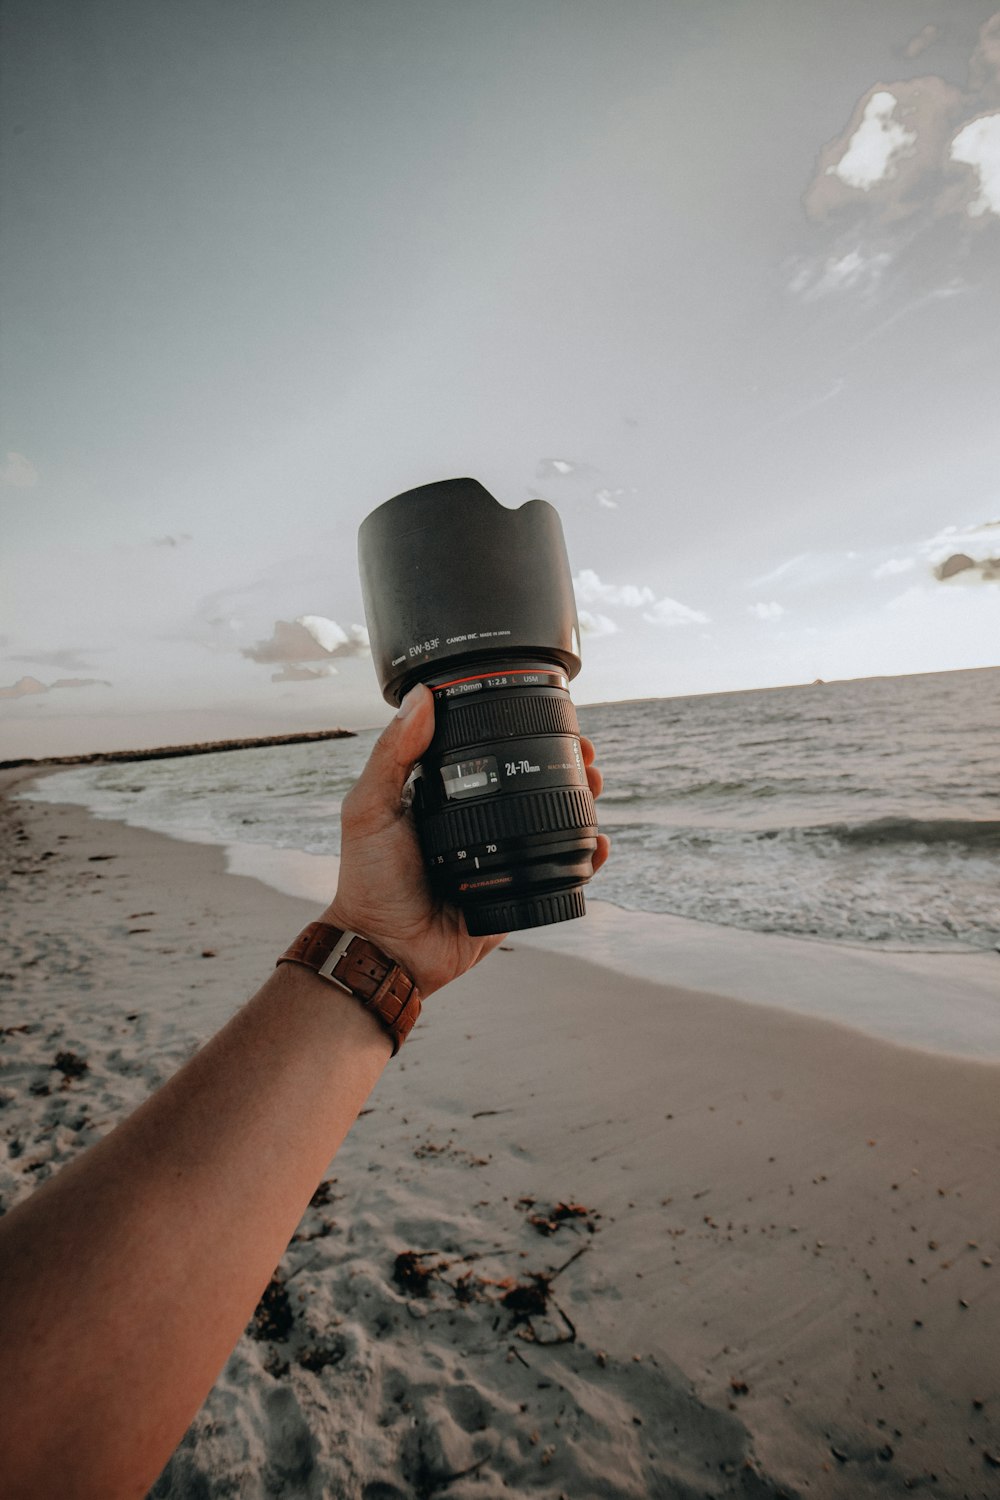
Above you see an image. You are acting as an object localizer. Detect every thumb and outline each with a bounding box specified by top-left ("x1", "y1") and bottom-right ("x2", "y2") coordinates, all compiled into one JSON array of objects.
[{"x1": 350, "y1": 683, "x2": 436, "y2": 820}]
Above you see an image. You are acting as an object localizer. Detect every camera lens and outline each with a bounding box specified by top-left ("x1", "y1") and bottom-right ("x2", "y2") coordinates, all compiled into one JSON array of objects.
[
  {"x1": 412, "y1": 658, "x2": 597, "y2": 934},
  {"x1": 358, "y1": 477, "x2": 598, "y2": 935}
]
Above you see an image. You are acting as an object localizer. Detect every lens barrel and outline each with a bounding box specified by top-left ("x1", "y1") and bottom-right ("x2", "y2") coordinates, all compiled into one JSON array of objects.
[
  {"x1": 413, "y1": 659, "x2": 597, "y2": 934},
  {"x1": 358, "y1": 479, "x2": 597, "y2": 935}
]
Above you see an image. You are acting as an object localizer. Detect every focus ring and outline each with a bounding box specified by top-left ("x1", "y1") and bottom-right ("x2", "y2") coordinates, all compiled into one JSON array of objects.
[
  {"x1": 421, "y1": 785, "x2": 597, "y2": 857},
  {"x1": 433, "y1": 693, "x2": 579, "y2": 753}
]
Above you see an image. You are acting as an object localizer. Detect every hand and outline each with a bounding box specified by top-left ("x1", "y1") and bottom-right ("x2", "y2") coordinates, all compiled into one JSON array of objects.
[{"x1": 323, "y1": 683, "x2": 610, "y2": 997}]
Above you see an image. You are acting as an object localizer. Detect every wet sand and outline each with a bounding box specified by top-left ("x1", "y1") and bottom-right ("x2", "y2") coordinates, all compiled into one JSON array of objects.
[{"x1": 2, "y1": 770, "x2": 998, "y2": 1498}]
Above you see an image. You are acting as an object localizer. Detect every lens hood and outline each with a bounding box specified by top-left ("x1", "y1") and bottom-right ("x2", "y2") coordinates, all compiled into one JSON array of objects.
[{"x1": 358, "y1": 478, "x2": 582, "y2": 705}]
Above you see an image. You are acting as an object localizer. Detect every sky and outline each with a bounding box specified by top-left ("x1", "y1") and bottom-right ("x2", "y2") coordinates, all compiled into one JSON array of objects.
[{"x1": 2, "y1": 0, "x2": 999, "y2": 757}]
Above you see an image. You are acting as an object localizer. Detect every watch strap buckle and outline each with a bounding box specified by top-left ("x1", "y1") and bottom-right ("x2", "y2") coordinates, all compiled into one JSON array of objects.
[{"x1": 277, "y1": 922, "x2": 421, "y2": 1054}]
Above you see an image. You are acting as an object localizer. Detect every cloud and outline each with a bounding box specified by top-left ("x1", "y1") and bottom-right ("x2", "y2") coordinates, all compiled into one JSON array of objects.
[
  {"x1": 789, "y1": 247, "x2": 892, "y2": 301},
  {"x1": 746, "y1": 554, "x2": 810, "y2": 590},
  {"x1": 968, "y1": 12, "x2": 1000, "y2": 94},
  {"x1": 0, "y1": 676, "x2": 48, "y2": 700},
  {"x1": 797, "y1": 15, "x2": 1000, "y2": 290},
  {"x1": 905, "y1": 519, "x2": 1000, "y2": 582},
  {"x1": 0, "y1": 452, "x2": 39, "y2": 489},
  {"x1": 748, "y1": 601, "x2": 786, "y2": 621},
  {"x1": 573, "y1": 569, "x2": 708, "y2": 630},
  {"x1": 243, "y1": 616, "x2": 369, "y2": 664},
  {"x1": 5, "y1": 648, "x2": 104, "y2": 672},
  {"x1": 804, "y1": 75, "x2": 963, "y2": 228},
  {"x1": 904, "y1": 25, "x2": 940, "y2": 62},
  {"x1": 827, "y1": 90, "x2": 917, "y2": 191},
  {"x1": 536, "y1": 458, "x2": 592, "y2": 480},
  {"x1": 642, "y1": 596, "x2": 710, "y2": 627},
  {"x1": 535, "y1": 459, "x2": 635, "y2": 509},
  {"x1": 270, "y1": 663, "x2": 340, "y2": 683},
  {"x1": 782, "y1": 376, "x2": 847, "y2": 420},
  {"x1": 573, "y1": 569, "x2": 655, "y2": 609},
  {"x1": 921, "y1": 520, "x2": 1000, "y2": 583},
  {"x1": 577, "y1": 609, "x2": 619, "y2": 638},
  {"x1": 867, "y1": 522, "x2": 1000, "y2": 589},
  {"x1": 242, "y1": 616, "x2": 370, "y2": 680},
  {"x1": 244, "y1": 620, "x2": 324, "y2": 664},
  {"x1": 950, "y1": 112, "x2": 1000, "y2": 217},
  {"x1": 0, "y1": 675, "x2": 111, "y2": 700},
  {"x1": 872, "y1": 557, "x2": 916, "y2": 579},
  {"x1": 5, "y1": 645, "x2": 102, "y2": 669},
  {"x1": 300, "y1": 615, "x2": 369, "y2": 654}
]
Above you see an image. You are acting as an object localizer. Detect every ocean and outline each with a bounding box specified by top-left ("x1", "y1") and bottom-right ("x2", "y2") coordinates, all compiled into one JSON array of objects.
[{"x1": 21, "y1": 666, "x2": 1000, "y2": 956}]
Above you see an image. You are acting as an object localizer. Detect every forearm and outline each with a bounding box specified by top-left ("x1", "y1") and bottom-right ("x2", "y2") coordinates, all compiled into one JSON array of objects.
[{"x1": 0, "y1": 962, "x2": 391, "y2": 1500}]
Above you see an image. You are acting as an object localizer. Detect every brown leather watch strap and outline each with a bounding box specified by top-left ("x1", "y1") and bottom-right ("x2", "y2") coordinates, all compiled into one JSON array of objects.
[{"x1": 276, "y1": 922, "x2": 421, "y2": 1055}]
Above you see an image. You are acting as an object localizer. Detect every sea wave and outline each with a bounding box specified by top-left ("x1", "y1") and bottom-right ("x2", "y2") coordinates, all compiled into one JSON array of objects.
[
  {"x1": 21, "y1": 666, "x2": 1000, "y2": 952},
  {"x1": 801, "y1": 816, "x2": 1000, "y2": 851}
]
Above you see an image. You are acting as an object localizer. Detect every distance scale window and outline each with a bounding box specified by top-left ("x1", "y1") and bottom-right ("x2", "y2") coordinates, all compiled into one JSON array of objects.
[{"x1": 440, "y1": 756, "x2": 500, "y2": 801}]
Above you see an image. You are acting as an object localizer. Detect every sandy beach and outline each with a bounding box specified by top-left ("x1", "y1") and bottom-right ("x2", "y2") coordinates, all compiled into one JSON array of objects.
[{"x1": 2, "y1": 769, "x2": 998, "y2": 1499}]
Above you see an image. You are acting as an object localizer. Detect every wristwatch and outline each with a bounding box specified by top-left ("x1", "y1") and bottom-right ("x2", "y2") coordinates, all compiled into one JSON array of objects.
[{"x1": 276, "y1": 922, "x2": 421, "y2": 1054}]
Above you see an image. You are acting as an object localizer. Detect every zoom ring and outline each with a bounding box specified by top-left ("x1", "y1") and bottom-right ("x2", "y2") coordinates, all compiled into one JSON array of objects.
[
  {"x1": 421, "y1": 785, "x2": 597, "y2": 858},
  {"x1": 434, "y1": 693, "x2": 579, "y2": 753}
]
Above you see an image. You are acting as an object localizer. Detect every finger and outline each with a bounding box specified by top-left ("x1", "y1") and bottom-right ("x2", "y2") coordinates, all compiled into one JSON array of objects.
[
  {"x1": 579, "y1": 737, "x2": 603, "y2": 796},
  {"x1": 470, "y1": 931, "x2": 510, "y2": 967},
  {"x1": 346, "y1": 683, "x2": 436, "y2": 824},
  {"x1": 591, "y1": 832, "x2": 611, "y2": 874}
]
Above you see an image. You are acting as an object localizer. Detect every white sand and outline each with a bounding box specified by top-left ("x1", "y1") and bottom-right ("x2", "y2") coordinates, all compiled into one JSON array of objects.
[{"x1": 2, "y1": 770, "x2": 999, "y2": 1498}]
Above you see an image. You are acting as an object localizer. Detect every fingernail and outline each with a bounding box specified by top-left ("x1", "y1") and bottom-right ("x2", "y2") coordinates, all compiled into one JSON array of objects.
[{"x1": 396, "y1": 685, "x2": 423, "y2": 718}]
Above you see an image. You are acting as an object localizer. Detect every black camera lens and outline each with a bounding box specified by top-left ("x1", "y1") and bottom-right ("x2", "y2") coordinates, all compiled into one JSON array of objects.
[{"x1": 358, "y1": 478, "x2": 598, "y2": 935}]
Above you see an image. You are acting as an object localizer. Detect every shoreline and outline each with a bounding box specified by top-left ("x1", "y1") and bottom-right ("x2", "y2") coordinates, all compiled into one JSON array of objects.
[
  {"x1": 2, "y1": 772, "x2": 999, "y2": 1495},
  {"x1": 0, "y1": 725, "x2": 357, "y2": 772},
  {"x1": 12, "y1": 764, "x2": 1000, "y2": 1062}
]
